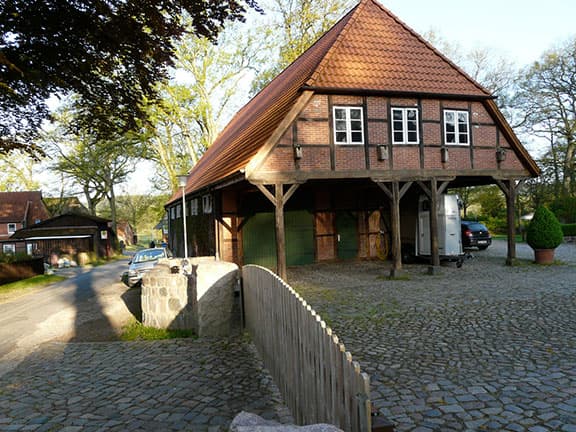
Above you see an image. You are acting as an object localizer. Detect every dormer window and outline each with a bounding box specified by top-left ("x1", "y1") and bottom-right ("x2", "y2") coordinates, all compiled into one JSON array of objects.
[
  {"x1": 391, "y1": 108, "x2": 419, "y2": 144},
  {"x1": 444, "y1": 110, "x2": 470, "y2": 145},
  {"x1": 7, "y1": 223, "x2": 16, "y2": 234},
  {"x1": 333, "y1": 107, "x2": 364, "y2": 145}
]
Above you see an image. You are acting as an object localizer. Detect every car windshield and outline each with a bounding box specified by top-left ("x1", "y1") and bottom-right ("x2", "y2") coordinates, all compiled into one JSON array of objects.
[
  {"x1": 133, "y1": 249, "x2": 165, "y2": 263},
  {"x1": 467, "y1": 223, "x2": 488, "y2": 231}
]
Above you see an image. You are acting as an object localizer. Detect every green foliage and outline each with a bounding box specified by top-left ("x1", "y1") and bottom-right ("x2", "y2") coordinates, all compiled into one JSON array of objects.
[
  {"x1": 515, "y1": 37, "x2": 576, "y2": 197},
  {"x1": 550, "y1": 196, "x2": 576, "y2": 223},
  {"x1": 0, "y1": 252, "x2": 33, "y2": 264},
  {"x1": 483, "y1": 216, "x2": 508, "y2": 235},
  {"x1": 0, "y1": 151, "x2": 41, "y2": 191},
  {"x1": 0, "y1": 0, "x2": 260, "y2": 156},
  {"x1": 475, "y1": 185, "x2": 506, "y2": 219},
  {"x1": 251, "y1": 0, "x2": 354, "y2": 93},
  {"x1": 526, "y1": 206, "x2": 564, "y2": 250},
  {"x1": 561, "y1": 224, "x2": 576, "y2": 237},
  {"x1": 120, "y1": 319, "x2": 195, "y2": 341}
]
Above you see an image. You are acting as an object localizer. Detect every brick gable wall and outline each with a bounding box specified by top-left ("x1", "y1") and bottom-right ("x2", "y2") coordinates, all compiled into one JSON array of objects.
[{"x1": 256, "y1": 94, "x2": 527, "y2": 177}]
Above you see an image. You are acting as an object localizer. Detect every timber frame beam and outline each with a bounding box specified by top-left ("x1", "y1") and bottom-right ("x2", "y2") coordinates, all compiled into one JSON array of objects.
[
  {"x1": 253, "y1": 182, "x2": 302, "y2": 280},
  {"x1": 373, "y1": 180, "x2": 413, "y2": 277},
  {"x1": 495, "y1": 178, "x2": 525, "y2": 266}
]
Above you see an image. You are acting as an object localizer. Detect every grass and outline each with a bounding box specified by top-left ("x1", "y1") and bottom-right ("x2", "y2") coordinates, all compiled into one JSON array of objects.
[
  {"x1": 120, "y1": 319, "x2": 196, "y2": 341},
  {"x1": 0, "y1": 274, "x2": 66, "y2": 302},
  {"x1": 0, "y1": 274, "x2": 66, "y2": 291}
]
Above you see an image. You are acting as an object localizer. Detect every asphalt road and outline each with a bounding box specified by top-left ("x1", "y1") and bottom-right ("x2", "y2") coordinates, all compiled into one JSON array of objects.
[{"x1": 0, "y1": 258, "x2": 132, "y2": 376}]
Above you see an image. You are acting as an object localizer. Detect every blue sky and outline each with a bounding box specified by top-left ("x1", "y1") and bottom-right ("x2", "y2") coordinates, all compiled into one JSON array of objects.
[{"x1": 382, "y1": 0, "x2": 576, "y2": 66}]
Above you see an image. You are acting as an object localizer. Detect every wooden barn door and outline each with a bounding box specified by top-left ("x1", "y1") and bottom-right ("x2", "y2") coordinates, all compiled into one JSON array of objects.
[{"x1": 336, "y1": 211, "x2": 358, "y2": 260}]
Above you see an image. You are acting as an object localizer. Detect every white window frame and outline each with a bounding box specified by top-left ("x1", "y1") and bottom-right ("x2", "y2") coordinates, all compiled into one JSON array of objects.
[
  {"x1": 202, "y1": 195, "x2": 212, "y2": 214},
  {"x1": 444, "y1": 110, "x2": 470, "y2": 146},
  {"x1": 190, "y1": 198, "x2": 199, "y2": 216},
  {"x1": 7, "y1": 223, "x2": 16, "y2": 234},
  {"x1": 333, "y1": 106, "x2": 364, "y2": 145},
  {"x1": 391, "y1": 107, "x2": 420, "y2": 144},
  {"x1": 3, "y1": 244, "x2": 15, "y2": 254}
]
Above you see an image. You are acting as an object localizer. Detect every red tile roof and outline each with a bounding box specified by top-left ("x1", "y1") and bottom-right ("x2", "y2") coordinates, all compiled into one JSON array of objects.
[
  {"x1": 0, "y1": 191, "x2": 51, "y2": 224},
  {"x1": 168, "y1": 0, "x2": 503, "y2": 203}
]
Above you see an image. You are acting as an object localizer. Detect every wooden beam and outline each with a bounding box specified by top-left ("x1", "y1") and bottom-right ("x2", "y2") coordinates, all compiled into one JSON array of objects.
[
  {"x1": 390, "y1": 182, "x2": 402, "y2": 276},
  {"x1": 245, "y1": 90, "x2": 315, "y2": 178},
  {"x1": 275, "y1": 183, "x2": 287, "y2": 280},
  {"x1": 437, "y1": 180, "x2": 450, "y2": 197},
  {"x1": 429, "y1": 178, "x2": 440, "y2": 270},
  {"x1": 417, "y1": 181, "x2": 432, "y2": 198},
  {"x1": 252, "y1": 182, "x2": 301, "y2": 281},
  {"x1": 216, "y1": 216, "x2": 233, "y2": 233},
  {"x1": 254, "y1": 184, "x2": 277, "y2": 206},
  {"x1": 399, "y1": 182, "x2": 413, "y2": 199},
  {"x1": 283, "y1": 183, "x2": 301, "y2": 204},
  {"x1": 495, "y1": 178, "x2": 525, "y2": 266}
]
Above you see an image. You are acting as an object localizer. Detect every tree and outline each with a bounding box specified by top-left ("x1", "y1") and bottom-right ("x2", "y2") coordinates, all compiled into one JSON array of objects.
[
  {"x1": 251, "y1": 0, "x2": 355, "y2": 93},
  {"x1": 97, "y1": 193, "x2": 170, "y2": 243},
  {"x1": 44, "y1": 104, "x2": 141, "y2": 231},
  {"x1": 514, "y1": 38, "x2": 576, "y2": 198},
  {"x1": 423, "y1": 31, "x2": 518, "y2": 117},
  {"x1": 0, "y1": 151, "x2": 40, "y2": 191},
  {"x1": 141, "y1": 22, "x2": 263, "y2": 192},
  {"x1": 0, "y1": 0, "x2": 260, "y2": 155}
]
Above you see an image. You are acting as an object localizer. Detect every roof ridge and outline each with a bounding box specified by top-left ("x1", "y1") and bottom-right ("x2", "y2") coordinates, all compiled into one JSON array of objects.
[
  {"x1": 306, "y1": 0, "x2": 365, "y2": 86},
  {"x1": 369, "y1": 0, "x2": 491, "y2": 96}
]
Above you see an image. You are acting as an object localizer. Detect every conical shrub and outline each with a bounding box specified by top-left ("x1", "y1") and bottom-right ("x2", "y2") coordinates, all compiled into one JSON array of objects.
[{"x1": 526, "y1": 206, "x2": 564, "y2": 250}]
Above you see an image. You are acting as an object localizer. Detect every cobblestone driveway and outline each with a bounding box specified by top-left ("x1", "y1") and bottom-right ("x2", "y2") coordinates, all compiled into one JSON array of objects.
[
  {"x1": 290, "y1": 240, "x2": 576, "y2": 432},
  {"x1": 0, "y1": 337, "x2": 291, "y2": 431}
]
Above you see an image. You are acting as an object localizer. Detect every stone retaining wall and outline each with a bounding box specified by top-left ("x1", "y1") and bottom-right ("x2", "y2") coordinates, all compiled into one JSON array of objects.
[{"x1": 142, "y1": 257, "x2": 239, "y2": 336}]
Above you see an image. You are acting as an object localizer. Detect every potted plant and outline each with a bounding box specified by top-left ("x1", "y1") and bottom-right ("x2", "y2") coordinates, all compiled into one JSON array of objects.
[{"x1": 526, "y1": 206, "x2": 564, "y2": 264}]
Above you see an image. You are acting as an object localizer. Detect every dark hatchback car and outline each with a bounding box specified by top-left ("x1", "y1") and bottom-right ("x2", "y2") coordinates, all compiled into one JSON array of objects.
[{"x1": 461, "y1": 221, "x2": 492, "y2": 250}]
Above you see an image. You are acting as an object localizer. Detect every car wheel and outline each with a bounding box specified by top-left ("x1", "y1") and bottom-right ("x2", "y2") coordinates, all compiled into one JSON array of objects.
[{"x1": 478, "y1": 245, "x2": 488, "y2": 250}]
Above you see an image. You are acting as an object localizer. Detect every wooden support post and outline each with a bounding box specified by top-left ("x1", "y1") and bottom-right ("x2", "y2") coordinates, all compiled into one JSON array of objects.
[
  {"x1": 275, "y1": 183, "x2": 287, "y2": 280},
  {"x1": 429, "y1": 178, "x2": 441, "y2": 272},
  {"x1": 373, "y1": 180, "x2": 412, "y2": 278},
  {"x1": 390, "y1": 182, "x2": 402, "y2": 277},
  {"x1": 253, "y1": 182, "x2": 301, "y2": 280},
  {"x1": 495, "y1": 178, "x2": 522, "y2": 266}
]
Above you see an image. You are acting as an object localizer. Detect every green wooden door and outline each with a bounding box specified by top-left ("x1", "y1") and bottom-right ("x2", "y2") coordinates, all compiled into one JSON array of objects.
[
  {"x1": 242, "y1": 210, "x2": 314, "y2": 270},
  {"x1": 286, "y1": 210, "x2": 314, "y2": 266},
  {"x1": 336, "y1": 211, "x2": 358, "y2": 260},
  {"x1": 242, "y1": 212, "x2": 277, "y2": 270}
]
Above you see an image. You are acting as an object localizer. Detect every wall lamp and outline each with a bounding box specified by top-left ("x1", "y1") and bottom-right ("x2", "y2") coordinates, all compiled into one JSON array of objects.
[{"x1": 294, "y1": 144, "x2": 302, "y2": 160}]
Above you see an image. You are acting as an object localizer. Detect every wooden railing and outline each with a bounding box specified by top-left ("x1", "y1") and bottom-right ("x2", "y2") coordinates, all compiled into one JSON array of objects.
[{"x1": 242, "y1": 264, "x2": 372, "y2": 432}]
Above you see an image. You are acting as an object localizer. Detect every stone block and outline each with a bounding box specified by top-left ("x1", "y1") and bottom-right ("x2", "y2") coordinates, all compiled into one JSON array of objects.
[
  {"x1": 230, "y1": 411, "x2": 343, "y2": 432},
  {"x1": 141, "y1": 257, "x2": 239, "y2": 336}
]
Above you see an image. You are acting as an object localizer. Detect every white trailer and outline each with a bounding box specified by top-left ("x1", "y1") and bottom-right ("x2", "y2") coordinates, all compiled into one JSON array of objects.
[{"x1": 415, "y1": 194, "x2": 464, "y2": 266}]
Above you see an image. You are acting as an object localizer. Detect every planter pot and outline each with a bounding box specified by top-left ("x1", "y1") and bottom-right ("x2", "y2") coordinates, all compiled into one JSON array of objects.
[{"x1": 533, "y1": 248, "x2": 555, "y2": 264}]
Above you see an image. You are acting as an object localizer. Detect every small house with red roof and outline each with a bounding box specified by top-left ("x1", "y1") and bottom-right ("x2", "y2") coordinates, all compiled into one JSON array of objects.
[
  {"x1": 166, "y1": 0, "x2": 539, "y2": 278},
  {"x1": 0, "y1": 191, "x2": 51, "y2": 254}
]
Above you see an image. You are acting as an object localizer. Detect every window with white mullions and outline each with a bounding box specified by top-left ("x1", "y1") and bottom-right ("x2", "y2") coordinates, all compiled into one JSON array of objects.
[
  {"x1": 444, "y1": 110, "x2": 470, "y2": 145},
  {"x1": 333, "y1": 107, "x2": 364, "y2": 145},
  {"x1": 391, "y1": 108, "x2": 419, "y2": 144}
]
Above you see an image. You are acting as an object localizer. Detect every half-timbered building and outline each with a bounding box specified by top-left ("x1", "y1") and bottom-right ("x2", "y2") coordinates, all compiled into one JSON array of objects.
[{"x1": 166, "y1": 0, "x2": 539, "y2": 279}]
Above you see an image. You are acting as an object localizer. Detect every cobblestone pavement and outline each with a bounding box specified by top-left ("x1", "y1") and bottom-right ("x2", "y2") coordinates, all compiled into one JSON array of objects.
[
  {"x1": 0, "y1": 337, "x2": 292, "y2": 431},
  {"x1": 289, "y1": 240, "x2": 576, "y2": 432}
]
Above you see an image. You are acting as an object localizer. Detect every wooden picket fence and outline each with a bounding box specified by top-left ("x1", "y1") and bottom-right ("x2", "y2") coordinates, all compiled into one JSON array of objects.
[{"x1": 242, "y1": 265, "x2": 372, "y2": 432}]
